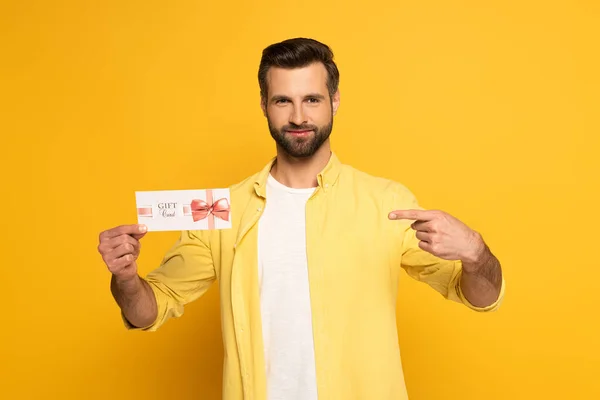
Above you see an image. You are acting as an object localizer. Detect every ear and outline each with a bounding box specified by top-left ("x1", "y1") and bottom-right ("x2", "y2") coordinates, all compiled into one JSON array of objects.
[
  {"x1": 260, "y1": 96, "x2": 267, "y2": 117},
  {"x1": 332, "y1": 89, "x2": 341, "y2": 116}
]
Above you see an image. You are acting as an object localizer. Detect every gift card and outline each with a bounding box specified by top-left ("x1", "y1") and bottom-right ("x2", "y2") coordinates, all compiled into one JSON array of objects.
[{"x1": 135, "y1": 188, "x2": 231, "y2": 231}]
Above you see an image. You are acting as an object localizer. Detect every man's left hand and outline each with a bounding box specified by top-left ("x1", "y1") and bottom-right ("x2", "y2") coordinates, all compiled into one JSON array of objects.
[{"x1": 388, "y1": 209, "x2": 487, "y2": 270}]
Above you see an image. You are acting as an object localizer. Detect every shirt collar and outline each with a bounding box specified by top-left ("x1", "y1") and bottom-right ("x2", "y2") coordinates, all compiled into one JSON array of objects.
[{"x1": 253, "y1": 151, "x2": 342, "y2": 198}]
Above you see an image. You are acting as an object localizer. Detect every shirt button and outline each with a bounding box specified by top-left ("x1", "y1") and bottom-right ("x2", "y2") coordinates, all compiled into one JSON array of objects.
[
  {"x1": 325, "y1": 183, "x2": 330, "y2": 188},
  {"x1": 257, "y1": 207, "x2": 262, "y2": 211}
]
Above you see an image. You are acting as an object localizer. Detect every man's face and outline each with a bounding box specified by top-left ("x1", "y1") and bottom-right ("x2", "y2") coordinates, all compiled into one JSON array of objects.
[{"x1": 261, "y1": 62, "x2": 340, "y2": 158}]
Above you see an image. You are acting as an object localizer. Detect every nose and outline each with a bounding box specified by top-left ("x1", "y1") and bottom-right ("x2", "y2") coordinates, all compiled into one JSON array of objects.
[{"x1": 290, "y1": 103, "x2": 307, "y2": 126}]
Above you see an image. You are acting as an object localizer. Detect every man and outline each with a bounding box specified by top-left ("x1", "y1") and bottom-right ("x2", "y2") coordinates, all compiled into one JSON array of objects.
[{"x1": 98, "y1": 37, "x2": 504, "y2": 400}]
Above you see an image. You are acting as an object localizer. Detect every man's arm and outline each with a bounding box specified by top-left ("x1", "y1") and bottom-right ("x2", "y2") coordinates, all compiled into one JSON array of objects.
[
  {"x1": 110, "y1": 274, "x2": 158, "y2": 329},
  {"x1": 390, "y1": 208, "x2": 504, "y2": 309},
  {"x1": 98, "y1": 224, "x2": 216, "y2": 331},
  {"x1": 459, "y1": 237, "x2": 503, "y2": 308},
  {"x1": 98, "y1": 224, "x2": 159, "y2": 328}
]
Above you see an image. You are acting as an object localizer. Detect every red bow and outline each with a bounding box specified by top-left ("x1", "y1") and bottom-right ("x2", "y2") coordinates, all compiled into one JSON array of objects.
[{"x1": 190, "y1": 198, "x2": 230, "y2": 223}]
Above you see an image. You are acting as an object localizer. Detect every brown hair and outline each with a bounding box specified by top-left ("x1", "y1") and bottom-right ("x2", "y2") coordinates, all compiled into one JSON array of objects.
[{"x1": 258, "y1": 37, "x2": 340, "y2": 100}]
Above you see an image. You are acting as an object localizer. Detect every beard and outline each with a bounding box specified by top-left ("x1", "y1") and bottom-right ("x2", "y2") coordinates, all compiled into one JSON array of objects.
[{"x1": 267, "y1": 113, "x2": 333, "y2": 158}]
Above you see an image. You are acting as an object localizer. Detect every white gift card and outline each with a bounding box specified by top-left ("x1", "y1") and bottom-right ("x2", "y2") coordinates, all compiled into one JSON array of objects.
[{"x1": 135, "y1": 188, "x2": 231, "y2": 231}]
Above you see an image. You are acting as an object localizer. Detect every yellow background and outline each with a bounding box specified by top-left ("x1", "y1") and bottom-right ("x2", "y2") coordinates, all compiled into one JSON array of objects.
[{"x1": 1, "y1": 1, "x2": 598, "y2": 399}]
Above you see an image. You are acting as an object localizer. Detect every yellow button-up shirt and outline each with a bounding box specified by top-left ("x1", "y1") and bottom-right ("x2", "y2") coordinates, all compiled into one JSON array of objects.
[{"x1": 126, "y1": 152, "x2": 505, "y2": 399}]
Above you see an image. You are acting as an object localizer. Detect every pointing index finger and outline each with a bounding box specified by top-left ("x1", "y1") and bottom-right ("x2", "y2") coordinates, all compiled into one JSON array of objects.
[{"x1": 388, "y1": 209, "x2": 436, "y2": 221}]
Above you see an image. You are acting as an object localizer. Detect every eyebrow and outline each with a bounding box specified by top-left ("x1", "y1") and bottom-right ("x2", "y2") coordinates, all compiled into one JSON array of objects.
[{"x1": 270, "y1": 93, "x2": 326, "y2": 103}]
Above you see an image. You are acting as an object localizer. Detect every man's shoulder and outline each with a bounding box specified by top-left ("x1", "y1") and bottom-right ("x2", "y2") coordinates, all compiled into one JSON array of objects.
[{"x1": 339, "y1": 163, "x2": 417, "y2": 201}]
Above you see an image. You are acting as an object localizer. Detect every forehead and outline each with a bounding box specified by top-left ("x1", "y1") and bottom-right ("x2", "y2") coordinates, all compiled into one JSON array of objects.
[{"x1": 266, "y1": 62, "x2": 328, "y2": 97}]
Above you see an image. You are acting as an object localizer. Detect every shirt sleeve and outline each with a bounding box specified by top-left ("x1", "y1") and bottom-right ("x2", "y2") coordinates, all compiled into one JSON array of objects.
[
  {"x1": 122, "y1": 229, "x2": 217, "y2": 331},
  {"x1": 391, "y1": 183, "x2": 505, "y2": 312}
]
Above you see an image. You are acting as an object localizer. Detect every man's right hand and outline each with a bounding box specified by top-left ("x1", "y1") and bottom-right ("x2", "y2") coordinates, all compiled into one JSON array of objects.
[{"x1": 98, "y1": 224, "x2": 147, "y2": 282}]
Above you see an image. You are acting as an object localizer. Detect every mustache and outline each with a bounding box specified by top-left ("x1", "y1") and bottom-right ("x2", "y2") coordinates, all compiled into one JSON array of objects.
[{"x1": 282, "y1": 123, "x2": 318, "y2": 132}]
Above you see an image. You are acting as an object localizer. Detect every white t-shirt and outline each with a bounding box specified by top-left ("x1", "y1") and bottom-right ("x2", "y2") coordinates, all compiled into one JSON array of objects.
[{"x1": 257, "y1": 173, "x2": 318, "y2": 400}]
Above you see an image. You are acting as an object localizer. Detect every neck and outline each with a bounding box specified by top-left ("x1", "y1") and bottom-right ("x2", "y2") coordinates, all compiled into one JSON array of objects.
[{"x1": 270, "y1": 140, "x2": 332, "y2": 189}]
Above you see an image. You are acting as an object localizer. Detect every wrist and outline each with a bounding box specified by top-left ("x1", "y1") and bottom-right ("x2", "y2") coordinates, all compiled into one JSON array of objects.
[
  {"x1": 113, "y1": 273, "x2": 142, "y2": 294},
  {"x1": 461, "y1": 231, "x2": 490, "y2": 272}
]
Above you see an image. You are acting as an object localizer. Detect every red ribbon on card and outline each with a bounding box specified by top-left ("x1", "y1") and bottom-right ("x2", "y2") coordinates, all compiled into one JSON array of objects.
[{"x1": 184, "y1": 189, "x2": 230, "y2": 229}]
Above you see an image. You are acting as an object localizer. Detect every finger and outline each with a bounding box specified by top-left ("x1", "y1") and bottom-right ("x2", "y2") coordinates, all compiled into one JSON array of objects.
[
  {"x1": 99, "y1": 235, "x2": 141, "y2": 256},
  {"x1": 411, "y1": 220, "x2": 434, "y2": 232},
  {"x1": 418, "y1": 240, "x2": 433, "y2": 253},
  {"x1": 131, "y1": 230, "x2": 147, "y2": 241},
  {"x1": 98, "y1": 236, "x2": 138, "y2": 256},
  {"x1": 105, "y1": 243, "x2": 137, "y2": 264},
  {"x1": 100, "y1": 224, "x2": 147, "y2": 242},
  {"x1": 388, "y1": 209, "x2": 437, "y2": 221},
  {"x1": 106, "y1": 254, "x2": 136, "y2": 274},
  {"x1": 415, "y1": 231, "x2": 431, "y2": 243}
]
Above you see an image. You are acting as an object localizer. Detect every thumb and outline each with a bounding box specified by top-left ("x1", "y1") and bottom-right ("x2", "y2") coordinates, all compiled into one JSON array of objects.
[
  {"x1": 131, "y1": 225, "x2": 148, "y2": 240},
  {"x1": 131, "y1": 231, "x2": 147, "y2": 241}
]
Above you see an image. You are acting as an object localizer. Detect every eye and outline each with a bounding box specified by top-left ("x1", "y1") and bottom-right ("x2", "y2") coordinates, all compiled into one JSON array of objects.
[
  {"x1": 275, "y1": 99, "x2": 289, "y2": 104},
  {"x1": 307, "y1": 97, "x2": 320, "y2": 103}
]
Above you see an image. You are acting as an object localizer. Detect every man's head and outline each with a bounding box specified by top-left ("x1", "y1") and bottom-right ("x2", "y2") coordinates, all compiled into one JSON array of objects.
[{"x1": 259, "y1": 38, "x2": 341, "y2": 158}]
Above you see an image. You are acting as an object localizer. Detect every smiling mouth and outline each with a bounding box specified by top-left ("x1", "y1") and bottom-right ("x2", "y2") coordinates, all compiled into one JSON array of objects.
[{"x1": 287, "y1": 129, "x2": 313, "y2": 135}]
